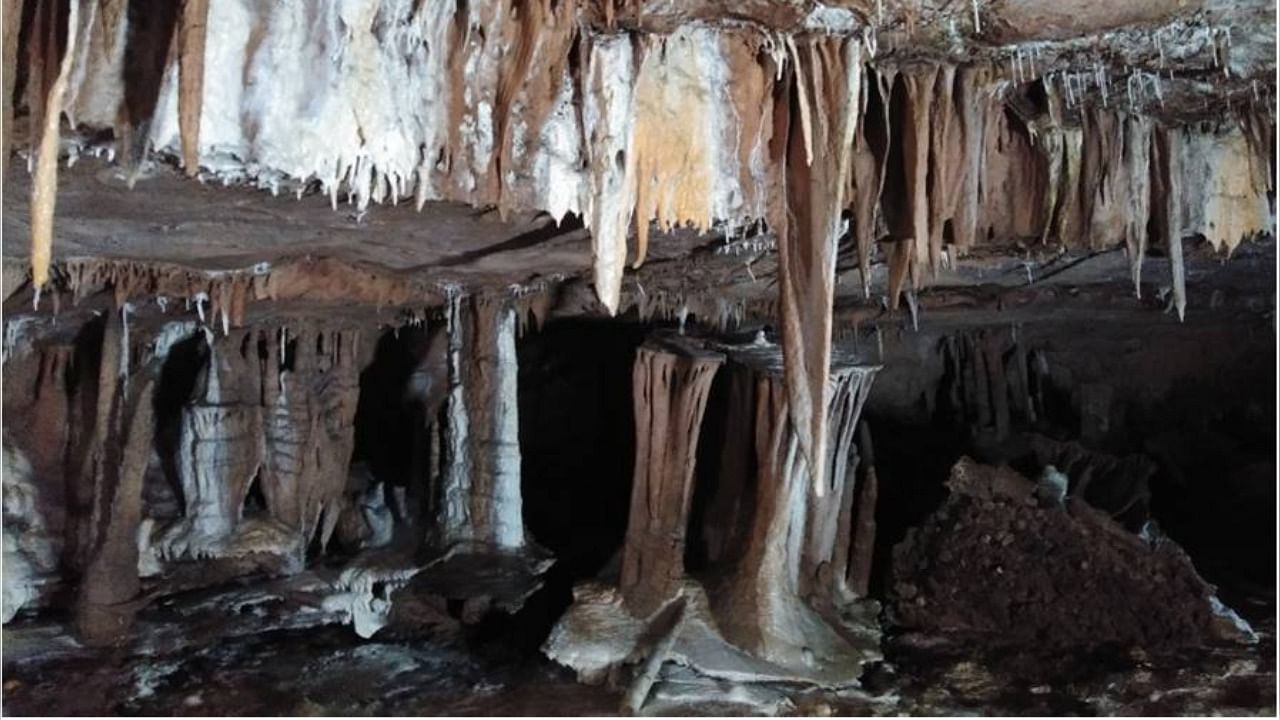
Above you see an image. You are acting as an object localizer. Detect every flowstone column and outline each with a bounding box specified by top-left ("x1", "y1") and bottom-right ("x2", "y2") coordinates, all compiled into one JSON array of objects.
[
  {"x1": 709, "y1": 345, "x2": 880, "y2": 678},
  {"x1": 619, "y1": 335, "x2": 724, "y2": 617},
  {"x1": 74, "y1": 310, "x2": 167, "y2": 646},
  {"x1": 437, "y1": 294, "x2": 528, "y2": 552},
  {"x1": 545, "y1": 335, "x2": 882, "y2": 693}
]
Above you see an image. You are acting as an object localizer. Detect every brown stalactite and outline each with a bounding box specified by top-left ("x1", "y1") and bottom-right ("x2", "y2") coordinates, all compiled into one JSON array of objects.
[
  {"x1": 925, "y1": 64, "x2": 963, "y2": 274},
  {"x1": 951, "y1": 66, "x2": 990, "y2": 255},
  {"x1": 177, "y1": 0, "x2": 209, "y2": 176},
  {"x1": 849, "y1": 67, "x2": 894, "y2": 300},
  {"x1": 29, "y1": 0, "x2": 79, "y2": 295},
  {"x1": 776, "y1": 36, "x2": 860, "y2": 499},
  {"x1": 900, "y1": 67, "x2": 936, "y2": 289},
  {"x1": 619, "y1": 336, "x2": 723, "y2": 618}
]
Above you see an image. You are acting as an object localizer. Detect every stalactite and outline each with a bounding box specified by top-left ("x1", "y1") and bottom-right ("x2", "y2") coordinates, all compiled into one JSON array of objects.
[
  {"x1": 1180, "y1": 123, "x2": 1272, "y2": 256},
  {"x1": 951, "y1": 66, "x2": 991, "y2": 254},
  {"x1": 62, "y1": 0, "x2": 127, "y2": 130},
  {"x1": 494, "y1": 0, "x2": 580, "y2": 220},
  {"x1": 1123, "y1": 116, "x2": 1154, "y2": 297},
  {"x1": 900, "y1": 67, "x2": 936, "y2": 289},
  {"x1": 29, "y1": 0, "x2": 80, "y2": 299},
  {"x1": 618, "y1": 336, "x2": 723, "y2": 617},
  {"x1": 581, "y1": 34, "x2": 637, "y2": 316},
  {"x1": 849, "y1": 67, "x2": 894, "y2": 299},
  {"x1": 177, "y1": 0, "x2": 210, "y2": 176},
  {"x1": 925, "y1": 65, "x2": 963, "y2": 273},
  {"x1": 776, "y1": 36, "x2": 861, "y2": 497},
  {"x1": 1161, "y1": 127, "x2": 1187, "y2": 322}
]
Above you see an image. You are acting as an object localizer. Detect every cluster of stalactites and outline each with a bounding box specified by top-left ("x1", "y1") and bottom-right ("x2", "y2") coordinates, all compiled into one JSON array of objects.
[{"x1": 16, "y1": 1, "x2": 1271, "y2": 316}]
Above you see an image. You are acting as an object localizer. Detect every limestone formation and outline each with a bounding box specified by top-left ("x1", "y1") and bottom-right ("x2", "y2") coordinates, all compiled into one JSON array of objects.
[{"x1": 0, "y1": 0, "x2": 1273, "y2": 713}]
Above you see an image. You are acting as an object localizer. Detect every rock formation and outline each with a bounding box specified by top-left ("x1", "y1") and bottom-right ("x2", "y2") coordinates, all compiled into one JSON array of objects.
[{"x1": 0, "y1": 0, "x2": 1274, "y2": 713}]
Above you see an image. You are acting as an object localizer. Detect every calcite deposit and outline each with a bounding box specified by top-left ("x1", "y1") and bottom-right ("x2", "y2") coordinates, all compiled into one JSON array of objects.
[{"x1": 1, "y1": 0, "x2": 1275, "y2": 715}]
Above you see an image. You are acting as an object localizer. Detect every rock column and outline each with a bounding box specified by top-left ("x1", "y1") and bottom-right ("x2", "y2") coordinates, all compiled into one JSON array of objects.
[{"x1": 619, "y1": 335, "x2": 724, "y2": 617}]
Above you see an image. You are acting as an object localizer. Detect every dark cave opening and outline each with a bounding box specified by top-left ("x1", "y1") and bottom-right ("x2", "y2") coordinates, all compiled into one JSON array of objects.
[
  {"x1": 497, "y1": 317, "x2": 647, "y2": 650},
  {"x1": 862, "y1": 320, "x2": 1277, "y2": 612},
  {"x1": 148, "y1": 330, "x2": 208, "y2": 518},
  {"x1": 350, "y1": 323, "x2": 440, "y2": 540}
]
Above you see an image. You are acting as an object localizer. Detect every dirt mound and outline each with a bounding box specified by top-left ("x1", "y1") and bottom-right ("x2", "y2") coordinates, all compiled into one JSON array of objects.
[{"x1": 890, "y1": 457, "x2": 1254, "y2": 653}]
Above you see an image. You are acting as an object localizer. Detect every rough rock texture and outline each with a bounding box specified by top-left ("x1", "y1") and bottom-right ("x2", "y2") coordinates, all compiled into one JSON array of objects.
[{"x1": 891, "y1": 457, "x2": 1255, "y2": 653}]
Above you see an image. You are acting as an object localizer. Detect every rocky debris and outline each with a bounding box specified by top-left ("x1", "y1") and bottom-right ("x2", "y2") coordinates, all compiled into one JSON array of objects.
[{"x1": 890, "y1": 457, "x2": 1256, "y2": 653}]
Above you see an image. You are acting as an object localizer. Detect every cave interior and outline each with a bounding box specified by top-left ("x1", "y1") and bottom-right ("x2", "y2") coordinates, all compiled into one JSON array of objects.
[{"x1": 0, "y1": 0, "x2": 1277, "y2": 715}]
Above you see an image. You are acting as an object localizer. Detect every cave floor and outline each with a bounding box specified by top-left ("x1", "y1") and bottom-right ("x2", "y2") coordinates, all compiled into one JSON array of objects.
[{"x1": 3, "y1": 605, "x2": 1273, "y2": 716}]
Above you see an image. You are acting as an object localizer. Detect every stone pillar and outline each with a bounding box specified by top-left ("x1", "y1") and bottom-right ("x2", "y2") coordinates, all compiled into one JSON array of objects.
[
  {"x1": 618, "y1": 335, "x2": 724, "y2": 617},
  {"x1": 710, "y1": 346, "x2": 879, "y2": 674},
  {"x1": 437, "y1": 294, "x2": 528, "y2": 551},
  {"x1": 75, "y1": 310, "x2": 163, "y2": 646}
]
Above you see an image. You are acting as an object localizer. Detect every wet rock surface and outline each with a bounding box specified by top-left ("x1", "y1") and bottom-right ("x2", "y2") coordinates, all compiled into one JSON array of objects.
[{"x1": 3, "y1": 606, "x2": 1273, "y2": 716}]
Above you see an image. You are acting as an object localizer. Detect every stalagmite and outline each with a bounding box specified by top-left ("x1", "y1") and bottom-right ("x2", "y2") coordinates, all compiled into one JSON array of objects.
[
  {"x1": 802, "y1": 363, "x2": 879, "y2": 607},
  {"x1": 619, "y1": 336, "x2": 723, "y2": 617},
  {"x1": 848, "y1": 421, "x2": 879, "y2": 598},
  {"x1": 29, "y1": 0, "x2": 80, "y2": 298},
  {"x1": 75, "y1": 311, "x2": 161, "y2": 646},
  {"x1": 177, "y1": 0, "x2": 210, "y2": 176},
  {"x1": 3, "y1": 441, "x2": 58, "y2": 623}
]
